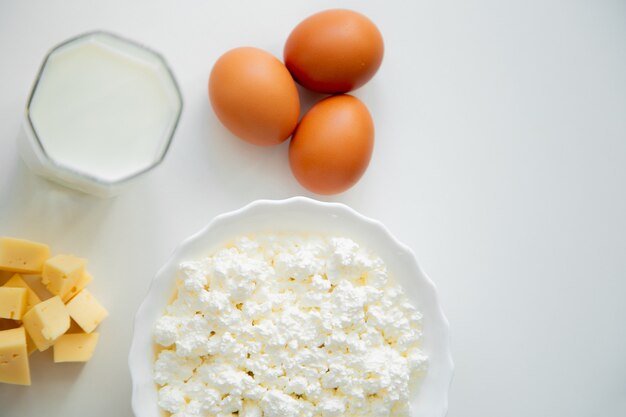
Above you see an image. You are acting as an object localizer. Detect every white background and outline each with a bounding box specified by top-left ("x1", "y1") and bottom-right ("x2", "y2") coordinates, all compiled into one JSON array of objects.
[{"x1": 1, "y1": 0, "x2": 625, "y2": 416}]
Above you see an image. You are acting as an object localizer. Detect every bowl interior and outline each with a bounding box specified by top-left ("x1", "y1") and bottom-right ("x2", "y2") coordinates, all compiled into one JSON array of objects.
[{"x1": 129, "y1": 197, "x2": 453, "y2": 417}]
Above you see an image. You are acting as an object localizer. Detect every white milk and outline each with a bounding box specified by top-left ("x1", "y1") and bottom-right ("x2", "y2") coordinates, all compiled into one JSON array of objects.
[{"x1": 22, "y1": 32, "x2": 182, "y2": 195}]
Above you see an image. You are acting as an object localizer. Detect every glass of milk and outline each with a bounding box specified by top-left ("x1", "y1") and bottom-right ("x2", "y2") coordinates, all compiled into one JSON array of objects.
[{"x1": 19, "y1": 31, "x2": 183, "y2": 197}]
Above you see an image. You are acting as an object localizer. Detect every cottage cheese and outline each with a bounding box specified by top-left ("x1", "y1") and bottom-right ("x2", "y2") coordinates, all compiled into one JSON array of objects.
[{"x1": 154, "y1": 234, "x2": 427, "y2": 417}]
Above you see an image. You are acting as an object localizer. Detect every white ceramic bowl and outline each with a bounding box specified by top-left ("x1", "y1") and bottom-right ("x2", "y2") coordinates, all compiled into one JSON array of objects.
[{"x1": 129, "y1": 197, "x2": 453, "y2": 417}]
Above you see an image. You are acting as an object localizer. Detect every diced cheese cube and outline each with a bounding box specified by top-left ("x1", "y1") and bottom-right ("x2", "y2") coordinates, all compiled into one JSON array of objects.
[
  {"x1": 0, "y1": 287, "x2": 27, "y2": 320},
  {"x1": 0, "y1": 237, "x2": 50, "y2": 274},
  {"x1": 0, "y1": 327, "x2": 31, "y2": 385},
  {"x1": 66, "y1": 289, "x2": 108, "y2": 333},
  {"x1": 53, "y1": 333, "x2": 99, "y2": 363},
  {"x1": 42, "y1": 255, "x2": 86, "y2": 300},
  {"x1": 62, "y1": 271, "x2": 93, "y2": 303},
  {"x1": 22, "y1": 296, "x2": 70, "y2": 351},
  {"x1": 3, "y1": 274, "x2": 42, "y2": 313},
  {"x1": 5, "y1": 324, "x2": 37, "y2": 355},
  {"x1": 0, "y1": 320, "x2": 32, "y2": 355}
]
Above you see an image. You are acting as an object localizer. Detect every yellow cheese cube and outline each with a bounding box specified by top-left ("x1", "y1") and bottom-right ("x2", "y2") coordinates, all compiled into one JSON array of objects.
[
  {"x1": 0, "y1": 237, "x2": 50, "y2": 274},
  {"x1": 0, "y1": 287, "x2": 27, "y2": 320},
  {"x1": 66, "y1": 289, "x2": 108, "y2": 333},
  {"x1": 62, "y1": 271, "x2": 93, "y2": 303},
  {"x1": 22, "y1": 296, "x2": 70, "y2": 351},
  {"x1": 53, "y1": 333, "x2": 99, "y2": 363},
  {"x1": 3, "y1": 274, "x2": 42, "y2": 313},
  {"x1": 0, "y1": 327, "x2": 31, "y2": 385},
  {"x1": 42, "y1": 255, "x2": 86, "y2": 300}
]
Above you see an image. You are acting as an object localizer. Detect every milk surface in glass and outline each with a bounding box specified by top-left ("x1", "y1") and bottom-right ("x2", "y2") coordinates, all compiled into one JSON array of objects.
[{"x1": 22, "y1": 32, "x2": 182, "y2": 195}]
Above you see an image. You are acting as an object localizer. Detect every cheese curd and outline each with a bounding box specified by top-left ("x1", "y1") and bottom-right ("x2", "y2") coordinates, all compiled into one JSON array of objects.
[{"x1": 154, "y1": 234, "x2": 427, "y2": 417}]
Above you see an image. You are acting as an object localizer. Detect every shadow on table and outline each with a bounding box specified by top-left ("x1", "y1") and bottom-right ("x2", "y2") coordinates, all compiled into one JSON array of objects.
[{"x1": 0, "y1": 160, "x2": 115, "y2": 251}]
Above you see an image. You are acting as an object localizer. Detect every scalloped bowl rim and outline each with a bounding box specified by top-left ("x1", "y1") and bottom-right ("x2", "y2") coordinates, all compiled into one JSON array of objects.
[{"x1": 129, "y1": 197, "x2": 454, "y2": 417}]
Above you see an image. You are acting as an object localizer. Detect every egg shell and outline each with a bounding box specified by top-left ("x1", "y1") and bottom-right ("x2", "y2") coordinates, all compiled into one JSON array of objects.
[
  {"x1": 284, "y1": 9, "x2": 384, "y2": 94},
  {"x1": 209, "y1": 47, "x2": 300, "y2": 146},
  {"x1": 289, "y1": 95, "x2": 374, "y2": 195}
]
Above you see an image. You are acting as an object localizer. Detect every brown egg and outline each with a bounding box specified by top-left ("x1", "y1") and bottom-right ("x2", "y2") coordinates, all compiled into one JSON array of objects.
[
  {"x1": 209, "y1": 47, "x2": 300, "y2": 146},
  {"x1": 284, "y1": 9, "x2": 384, "y2": 94},
  {"x1": 289, "y1": 95, "x2": 374, "y2": 194}
]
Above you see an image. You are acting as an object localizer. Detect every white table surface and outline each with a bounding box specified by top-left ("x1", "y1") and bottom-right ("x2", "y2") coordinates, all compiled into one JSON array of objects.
[{"x1": 1, "y1": 1, "x2": 625, "y2": 416}]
